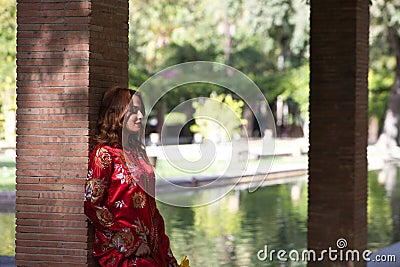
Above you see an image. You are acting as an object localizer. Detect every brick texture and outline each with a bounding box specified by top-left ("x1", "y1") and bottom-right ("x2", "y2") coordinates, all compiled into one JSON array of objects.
[
  {"x1": 16, "y1": 0, "x2": 128, "y2": 265},
  {"x1": 308, "y1": 1, "x2": 369, "y2": 267}
]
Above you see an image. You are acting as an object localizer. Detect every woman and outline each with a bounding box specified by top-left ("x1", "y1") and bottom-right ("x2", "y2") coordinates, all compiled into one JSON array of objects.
[{"x1": 84, "y1": 87, "x2": 178, "y2": 267}]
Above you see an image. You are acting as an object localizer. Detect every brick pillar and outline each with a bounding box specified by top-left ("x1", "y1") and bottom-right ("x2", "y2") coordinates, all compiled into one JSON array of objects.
[
  {"x1": 308, "y1": 1, "x2": 369, "y2": 267},
  {"x1": 16, "y1": 0, "x2": 128, "y2": 265}
]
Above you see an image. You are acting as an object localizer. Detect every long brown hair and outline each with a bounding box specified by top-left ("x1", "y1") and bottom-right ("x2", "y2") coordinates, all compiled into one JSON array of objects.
[{"x1": 92, "y1": 86, "x2": 148, "y2": 161}]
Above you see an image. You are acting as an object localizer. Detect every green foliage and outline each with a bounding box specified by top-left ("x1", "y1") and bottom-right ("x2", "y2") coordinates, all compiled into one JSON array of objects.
[
  {"x1": 279, "y1": 64, "x2": 310, "y2": 121},
  {"x1": 129, "y1": 0, "x2": 221, "y2": 73},
  {"x1": 164, "y1": 112, "x2": 187, "y2": 126},
  {"x1": 368, "y1": 8, "x2": 396, "y2": 133},
  {"x1": 0, "y1": 167, "x2": 16, "y2": 191},
  {"x1": 139, "y1": 0, "x2": 309, "y2": 119},
  {"x1": 239, "y1": 0, "x2": 309, "y2": 69},
  {"x1": 7, "y1": 0, "x2": 394, "y2": 140},
  {"x1": 252, "y1": 63, "x2": 309, "y2": 121},
  {"x1": 230, "y1": 46, "x2": 276, "y2": 76},
  {"x1": 160, "y1": 43, "x2": 217, "y2": 67},
  {"x1": 368, "y1": 63, "x2": 393, "y2": 132},
  {"x1": 0, "y1": 0, "x2": 15, "y2": 61},
  {"x1": 190, "y1": 93, "x2": 246, "y2": 142},
  {"x1": 128, "y1": 65, "x2": 150, "y2": 89},
  {"x1": 128, "y1": 0, "x2": 311, "y2": 127},
  {"x1": 0, "y1": 155, "x2": 16, "y2": 191},
  {"x1": 369, "y1": 0, "x2": 400, "y2": 136},
  {"x1": 149, "y1": 83, "x2": 225, "y2": 116},
  {"x1": 1, "y1": 0, "x2": 395, "y2": 142},
  {"x1": 0, "y1": 0, "x2": 16, "y2": 141}
]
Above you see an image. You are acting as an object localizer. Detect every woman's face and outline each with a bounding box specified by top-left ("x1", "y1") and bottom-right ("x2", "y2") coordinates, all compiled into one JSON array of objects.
[{"x1": 125, "y1": 95, "x2": 144, "y2": 133}]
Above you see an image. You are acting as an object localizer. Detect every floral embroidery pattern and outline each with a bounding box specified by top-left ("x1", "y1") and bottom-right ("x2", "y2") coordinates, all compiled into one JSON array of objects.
[
  {"x1": 111, "y1": 228, "x2": 135, "y2": 254},
  {"x1": 95, "y1": 147, "x2": 112, "y2": 169},
  {"x1": 88, "y1": 179, "x2": 106, "y2": 203},
  {"x1": 84, "y1": 145, "x2": 177, "y2": 265},
  {"x1": 114, "y1": 200, "x2": 125, "y2": 209},
  {"x1": 132, "y1": 192, "x2": 146, "y2": 208},
  {"x1": 117, "y1": 151, "x2": 127, "y2": 166},
  {"x1": 115, "y1": 163, "x2": 138, "y2": 188},
  {"x1": 115, "y1": 164, "x2": 125, "y2": 180},
  {"x1": 96, "y1": 208, "x2": 114, "y2": 227},
  {"x1": 133, "y1": 218, "x2": 149, "y2": 242},
  {"x1": 84, "y1": 181, "x2": 93, "y2": 201},
  {"x1": 86, "y1": 169, "x2": 93, "y2": 181}
]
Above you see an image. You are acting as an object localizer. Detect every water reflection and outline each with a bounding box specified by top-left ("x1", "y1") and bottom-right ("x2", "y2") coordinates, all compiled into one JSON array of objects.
[
  {"x1": 369, "y1": 164, "x2": 400, "y2": 250},
  {"x1": 159, "y1": 176, "x2": 308, "y2": 267},
  {"x1": 159, "y1": 166, "x2": 400, "y2": 267}
]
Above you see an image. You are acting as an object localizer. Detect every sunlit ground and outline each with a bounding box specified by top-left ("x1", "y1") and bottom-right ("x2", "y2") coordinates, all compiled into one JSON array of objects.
[{"x1": 155, "y1": 155, "x2": 307, "y2": 179}]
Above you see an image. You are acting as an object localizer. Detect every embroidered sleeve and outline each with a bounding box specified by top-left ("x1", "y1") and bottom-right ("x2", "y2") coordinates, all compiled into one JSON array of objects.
[
  {"x1": 84, "y1": 146, "x2": 146, "y2": 258},
  {"x1": 84, "y1": 146, "x2": 114, "y2": 230}
]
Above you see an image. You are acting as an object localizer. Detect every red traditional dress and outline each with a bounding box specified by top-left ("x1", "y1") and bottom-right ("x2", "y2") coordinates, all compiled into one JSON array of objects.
[{"x1": 84, "y1": 144, "x2": 177, "y2": 267}]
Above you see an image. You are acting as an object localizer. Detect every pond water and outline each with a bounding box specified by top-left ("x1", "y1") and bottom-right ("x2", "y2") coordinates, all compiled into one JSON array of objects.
[
  {"x1": 0, "y1": 165, "x2": 399, "y2": 267},
  {"x1": 159, "y1": 165, "x2": 400, "y2": 266}
]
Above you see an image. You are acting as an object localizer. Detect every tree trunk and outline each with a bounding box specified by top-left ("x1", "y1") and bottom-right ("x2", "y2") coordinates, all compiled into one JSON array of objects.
[
  {"x1": 156, "y1": 101, "x2": 167, "y2": 134},
  {"x1": 242, "y1": 103, "x2": 254, "y2": 138},
  {"x1": 377, "y1": 27, "x2": 400, "y2": 148}
]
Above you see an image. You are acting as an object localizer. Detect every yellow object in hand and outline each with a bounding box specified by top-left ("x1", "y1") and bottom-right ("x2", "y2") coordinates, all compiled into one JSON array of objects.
[{"x1": 179, "y1": 255, "x2": 190, "y2": 267}]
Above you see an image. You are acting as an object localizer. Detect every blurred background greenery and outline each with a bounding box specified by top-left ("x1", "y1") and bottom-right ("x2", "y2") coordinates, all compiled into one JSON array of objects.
[{"x1": 0, "y1": 0, "x2": 398, "y2": 145}]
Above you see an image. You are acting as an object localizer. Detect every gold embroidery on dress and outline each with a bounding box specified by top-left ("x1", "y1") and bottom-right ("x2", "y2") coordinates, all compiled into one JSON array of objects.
[
  {"x1": 96, "y1": 208, "x2": 114, "y2": 227},
  {"x1": 95, "y1": 147, "x2": 112, "y2": 169},
  {"x1": 115, "y1": 163, "x2": 138, "y2": 187},
  {"x1": 118, "y1": 151, "x2": 128, "y2": 167},
  {"x1": 90, "y1": 179, "x2": 106, "y2": 203},
  {"x1": 134, "y1": 218, "x2": 149, "y2": 242},
  {"x1": 111, "y1": 229, "x2": 135, "y2": 253},
  {"x1": 152, "y1": 214, "x2": 159, "y2": 253},
  {"x1": 132, "y1": 192, "x2": 146, "y2": 208}
]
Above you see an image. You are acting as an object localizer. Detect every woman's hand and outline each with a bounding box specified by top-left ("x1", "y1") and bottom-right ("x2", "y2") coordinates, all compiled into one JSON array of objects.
[{"x1": 135, "y1": 242, "x2": 151, "y2": 257}]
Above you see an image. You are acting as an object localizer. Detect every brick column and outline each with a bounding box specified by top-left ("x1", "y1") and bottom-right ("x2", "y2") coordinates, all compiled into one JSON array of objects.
[
  {"x1": 16, "y1": 0, "x2": 128, "y2": 265},
  {"x1": 308, "y1": 1, "x2": 369, "y2": 267}
]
